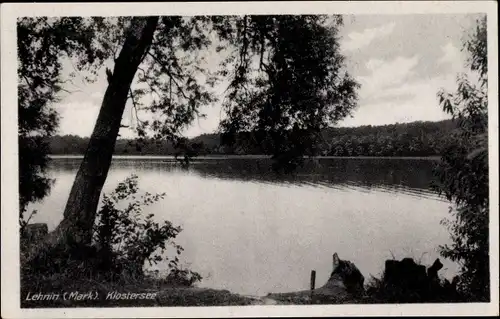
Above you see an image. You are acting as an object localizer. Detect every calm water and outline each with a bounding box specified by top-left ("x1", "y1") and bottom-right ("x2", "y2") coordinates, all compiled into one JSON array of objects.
[{"x1": 27, "y1": 157, "x2": 458, "y2": 296}]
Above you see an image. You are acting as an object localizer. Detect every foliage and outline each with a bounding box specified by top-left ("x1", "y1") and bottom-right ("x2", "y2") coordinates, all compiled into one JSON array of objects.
[
  {"x1": 433, "y1": 16, "x2": 489, "y2": 301},
  {"x1": 93, "y1": 175, "x2": 201, "y2": 284},
  {"x1": 215, "y1": 15, "x2": 359, "y2": 171},
  {"x1": 19, "y1": 15, "x2": 361, "y2": 250},
  {"x1": 47, "y1": 119, "x2": 458, "y2": 157},
  {"x1": 91, "y1": 15, "x2": 359, "y2": 170},
  {"x1": 18, "y1": 134, "x2": 52, "y2": 230},
  {"x1": 17, "y1": 18, "x2": 60, "y2": 224},
  {"x1": 20, "y1": 175, "x2": 201, "y2": 309},
  {"x1": 320, "y1": 120, "x2": 459, "y2": 157},
  {"x1": 17, "y1": 17, "x2": 117, "y2": 225}
]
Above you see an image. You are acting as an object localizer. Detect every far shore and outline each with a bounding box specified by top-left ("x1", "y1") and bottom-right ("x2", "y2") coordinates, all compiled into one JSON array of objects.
[{"x1": 49, "y1": 155, "x2": 442, "y2": 160}]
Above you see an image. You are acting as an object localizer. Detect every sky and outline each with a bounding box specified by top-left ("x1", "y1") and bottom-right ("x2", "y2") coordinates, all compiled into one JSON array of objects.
[{"x1": 53, "y1": 14, "x2": 483, "y2": 138}]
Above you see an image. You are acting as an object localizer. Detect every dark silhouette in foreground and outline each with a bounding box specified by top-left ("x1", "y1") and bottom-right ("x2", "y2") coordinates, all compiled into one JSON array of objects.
[
  {"x1": 367, "y1": 257, "x2": 463, "y2": 303},
  {"x1": 266, "y1": 253, "x2": 464, "y2": 304},
  {"x1": 21, "y1": 223, "x2": 466, "y2": 307},
  {"x1": 266, "y1": 253, "x2": 365, "y2": 304}
]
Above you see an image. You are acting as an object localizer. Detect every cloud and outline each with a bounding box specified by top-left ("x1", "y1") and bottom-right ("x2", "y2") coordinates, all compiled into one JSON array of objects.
[
  {"x1": 342, "y1": 22, "x2": 396, "y2": 51},
  {"x1": 340, "y1": 82, "x2": 453, "y2": 127},
  {"x1": 358, "y1": 55, "x2": 420, "y2": 100},
  {"x1": 340, "y1": 97, "x2": 452, "y2": 127},
  {"x1": 338, "y1": 51, "x2": 465, "y2": 128},
  {"x1": 340, "y1": 71, "x2": 459, "y2": 127},
  {"x1": 438, "y1": 41, "x2": 466, "y2": 72}
]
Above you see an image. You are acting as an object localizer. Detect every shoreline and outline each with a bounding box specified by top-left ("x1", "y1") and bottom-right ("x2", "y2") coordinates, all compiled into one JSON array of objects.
[{"x1": 20, "y1": 258, "x2": 461, "y2": 308}]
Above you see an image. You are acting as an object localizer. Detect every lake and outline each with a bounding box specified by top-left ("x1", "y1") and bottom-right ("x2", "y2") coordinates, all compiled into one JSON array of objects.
[{"x1": 26, "y1": 156, "x2": 458, "y2": 297}]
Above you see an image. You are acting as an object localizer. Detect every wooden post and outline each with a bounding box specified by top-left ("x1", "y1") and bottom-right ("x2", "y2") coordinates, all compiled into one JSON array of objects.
[{"x1": 310, "y1": 270, "x2": 316, "y2": 301}]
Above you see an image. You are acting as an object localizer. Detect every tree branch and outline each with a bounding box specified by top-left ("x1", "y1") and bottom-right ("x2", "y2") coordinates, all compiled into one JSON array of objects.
[
  {"x1": 22, "y1": 74, "x2": 34, "y2": 89},
  {"x1": 135, "y1": 66, "x2": 161, "y2": 100},
  {"x1": 129, "y1": 88, "x2": 146, "y2": 127},
  {"x1": 147, "y1": 52, "x2": 189, "y2": 100}
]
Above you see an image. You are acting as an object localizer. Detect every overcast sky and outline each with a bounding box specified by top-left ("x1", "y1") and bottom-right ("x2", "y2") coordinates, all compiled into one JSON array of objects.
[{"x1": 53, "y1": 14, "x2": 483, "y2": 138}]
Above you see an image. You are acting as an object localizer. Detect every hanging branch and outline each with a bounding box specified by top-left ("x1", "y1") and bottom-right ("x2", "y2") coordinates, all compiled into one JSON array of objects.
[{"x1": 147, "y1": 52, "x2": 189, "y2": 100}]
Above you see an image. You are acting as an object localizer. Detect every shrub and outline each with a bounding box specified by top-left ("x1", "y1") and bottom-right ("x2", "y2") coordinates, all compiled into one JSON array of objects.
[
  {"x1": 21, "y1": 174, "x2": 201, "y2": 291},
  {"x1": 92, "y1": 174, "x2": 201, "y2": 285},
  {"x1": 433, "y1": 16, "x2": 489, "y2": 301}
]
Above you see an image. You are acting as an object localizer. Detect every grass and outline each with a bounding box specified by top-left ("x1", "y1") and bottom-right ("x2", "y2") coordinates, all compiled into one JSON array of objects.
[
  {"x1": 20, "y1": 236, "x2": 256, "y2": 308},
  {"x1": 21, "y1": 274, "x2": 255, "y2": 308},
  {"x1": 20, "y1": 233, "x2": 465, "y2": 308},
  {"x1": 20, "y1": 250, "x2": 465, "y2": 308}
]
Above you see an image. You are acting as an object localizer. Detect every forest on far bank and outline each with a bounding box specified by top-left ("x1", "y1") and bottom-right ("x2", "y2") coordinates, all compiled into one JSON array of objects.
[{"x1": 48, "y1": 119, "x2": 459, "y2": 157}]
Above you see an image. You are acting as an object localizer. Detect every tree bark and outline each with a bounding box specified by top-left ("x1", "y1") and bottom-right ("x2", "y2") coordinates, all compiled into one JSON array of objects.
[{"x1": 27, "y1": 17, "x2": 159, "y2": 258}]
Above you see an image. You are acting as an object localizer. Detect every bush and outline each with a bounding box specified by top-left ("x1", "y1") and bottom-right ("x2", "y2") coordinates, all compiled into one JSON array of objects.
[
  {"x1": 92, "y1": 174, "x2": 201, "y2": 285},
  {"x1": 433, "y1": 16, "x2": 489, "y2": 301},
  {"x1": 21, "y1": 175, "x2": 201, "y2": 290}
]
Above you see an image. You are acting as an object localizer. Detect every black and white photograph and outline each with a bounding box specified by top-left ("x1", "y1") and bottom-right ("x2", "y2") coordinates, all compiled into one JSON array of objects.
[{"x1": 1, "y1": 1, "x2": 498, "y2": 317}]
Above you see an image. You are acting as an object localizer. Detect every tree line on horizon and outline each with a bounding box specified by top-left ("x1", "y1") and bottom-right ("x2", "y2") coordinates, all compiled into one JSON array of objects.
[{"x1": 48, "y1": 119, "x2": 458, "y2": 157}]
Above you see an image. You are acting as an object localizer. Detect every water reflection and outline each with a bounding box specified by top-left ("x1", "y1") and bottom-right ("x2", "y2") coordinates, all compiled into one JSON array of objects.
[
  {"x1": 36, "y1": 156, "x2": 456, "y2": 296},
  {"x1": 49, "y1": 157, "x2": 441, "y2": 200}
]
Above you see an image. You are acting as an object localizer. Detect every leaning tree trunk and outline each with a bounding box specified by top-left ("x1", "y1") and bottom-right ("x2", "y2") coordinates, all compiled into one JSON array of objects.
[{"x1": 25, "y1": 17, "x2": 159, "y2": 262}]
